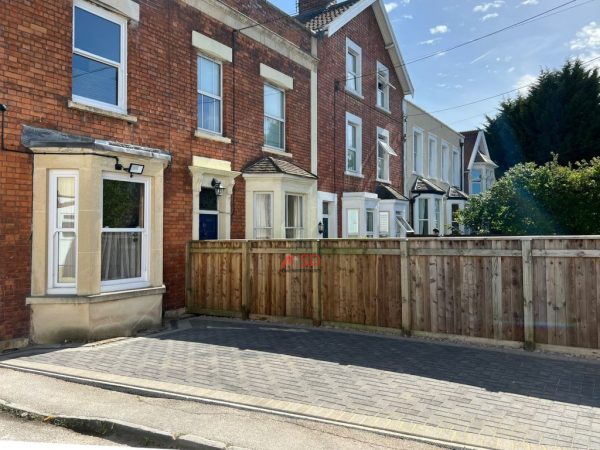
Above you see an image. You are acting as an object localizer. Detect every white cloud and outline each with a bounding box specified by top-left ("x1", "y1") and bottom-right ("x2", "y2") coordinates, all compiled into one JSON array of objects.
[
  {"x1": 473, "y1": 1, "x2": 504, "y2": 13},
  {"x1": 482, "y1": 13, "x2": 499, "y2": 21},
  {"x1": 384, "y1": 2, "x2": 398, "y2": 13},
  {"x1": 514, "y1": 74, "x2": 537, "y2": 95},
  {"x1": 454, "y1": 84, "x2": 464, "y2": 89},
  {"x1": 570, "y1": 22, "x2": 600, "y2": 51},
  {"x1": 419, "y1": 38, "x2": 441, "y2": 45},
  {"x1": 521, "y1": 0, "x2": 538, "y2": 5},
  {"x1": 403, "y1": 14, "x2": 413, "y2": 19},
  {"x1": 570, "y1": 22, "x2": 600, "y2": 69},
  {"x1": 430, "y1": 25, "x2": 449, "y2": 34},
  {"x1": 508, "y1": 66, "x2": 515, "y2": 73}
]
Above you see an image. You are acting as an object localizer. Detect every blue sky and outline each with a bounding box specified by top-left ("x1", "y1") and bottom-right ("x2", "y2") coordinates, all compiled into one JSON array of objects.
[{"x1": 268, "y1": 0, "x2": 600, "y2": 131}]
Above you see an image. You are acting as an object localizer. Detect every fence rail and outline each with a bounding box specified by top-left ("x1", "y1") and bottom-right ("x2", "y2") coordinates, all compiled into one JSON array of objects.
[{"x1": 186, "y1": 237, "x2": 600, "y2": 350}]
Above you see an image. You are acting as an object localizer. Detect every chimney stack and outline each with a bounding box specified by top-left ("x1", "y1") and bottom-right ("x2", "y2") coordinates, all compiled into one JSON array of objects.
[{"x1": 298, "y1": 0, "x2": 336, "y2": 16}]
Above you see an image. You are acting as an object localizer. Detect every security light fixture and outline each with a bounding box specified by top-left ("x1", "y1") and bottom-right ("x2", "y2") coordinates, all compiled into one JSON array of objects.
[
  {"x1": 211, "y1": 178, "x2": 225, "y2": 196},
  {"x1": 125, "y1": 163, "x2": 145, "y2": 177}
]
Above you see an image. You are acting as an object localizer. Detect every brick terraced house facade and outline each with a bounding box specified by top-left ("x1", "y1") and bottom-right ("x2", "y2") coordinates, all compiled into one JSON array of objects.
[
  {"x1": 298, "y1": 0, "x2": 414, "y2": 239},
  {"x1": 0, "y1": 0, "x2": 319, "y2": 345}
]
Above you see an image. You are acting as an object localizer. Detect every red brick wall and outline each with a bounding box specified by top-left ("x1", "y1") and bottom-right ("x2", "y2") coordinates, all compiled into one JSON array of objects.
[
  {"x1": 314, "y1": 6, "x2": 405, "y2": 235},
  {"x1": 0, "y1": 0, "x2": 313, "y2": 340}
]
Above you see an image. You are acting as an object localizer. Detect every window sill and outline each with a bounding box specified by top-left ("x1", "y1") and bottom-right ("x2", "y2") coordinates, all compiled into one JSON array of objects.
[
  {"x1": 262, "y1": 146, "x2": 292, "y2": 157},
  {"x1": 377, "y1": 178, "x2": 391, "y2": 184},
  {"x1": 344, "y1": 88, "x2": 364, "y2": 100},
  {"x1": 194, "y1": 129, "x2": 232, "y2": 144},
  {"x1": 375, "y1": 105, "x2": 391, "y2": 115},
  {"x1": 68, "y1": 101, "x2": 138, "y2": 124},
  {"x1": 345, "y1": 171, "x2": 364, "y2": 178},
  {"x1": 27, "y1": 285, "x2": 166, "y2": 305}
]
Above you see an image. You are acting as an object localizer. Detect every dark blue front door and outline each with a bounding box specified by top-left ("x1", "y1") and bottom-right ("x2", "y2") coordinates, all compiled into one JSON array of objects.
[{"x1": 199, "y1": 214, "x2": 218, "y2": 240}]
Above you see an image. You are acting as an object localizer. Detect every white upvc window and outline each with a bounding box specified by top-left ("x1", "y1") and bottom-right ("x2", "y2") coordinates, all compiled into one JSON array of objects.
[
  {"x1": 471, "y1": 168, "x2": 483, "y2": 194},
  {"x1": 72, "y1": 0, "x2": 127, "y2": 113},
  {"x1": 346, "y1": 38, "x2": 362, "y2": 95},
  {"x1": 379, "y1": 211, "x2": 390, "y2": 237},
  {"x1": 417, "y1": 198, "x2": 429, "y2": 235},
  {"x1": 366, "y1": 209, "x2": 375, "y2": 238},
  {"x1": 197, "y1": 56, "x2": 222, "y2": 134},
  {"x1": 452, "y1": 146, "x2": 461, "y2": 188},
  {"x1": 376, "y1": 61, "x2": 390, "y2": 111},
  {"x1": 264, "y1": 84, "x2": 285, "y2": 150},
  {"x1": 346, "y1": 112, "x2": 362, "y2": 175},
  {"x1": 434, "y1": 198, "x2": 442, "y2": 231},
  {"x1": 428, "y1": 135, "x2": 438, "y2": 179},
  {"x1": 377, "y1": 128, "x2": 395, "y2": 182},
  {"x1": 254, "y1": 192, "x2": 273, "y2": 239},
  {"x1": 347, "y1": 209, "x2": 360, "y2": 237},
  {"x1": 413, "y1": 128, "x2": 423, "y2": 174},
  {"x1": 101, "y1": 173, "x2": 150, "y2": 291},
  {"x1": 285, "y1": 194, "x2": 304, "y2": 239},
  {"x1": 441, "y1": 142, "x2": 450, "y2": 183},
  {"x1": 48, "y1": 171, "x2": 79, "y2": 294}
]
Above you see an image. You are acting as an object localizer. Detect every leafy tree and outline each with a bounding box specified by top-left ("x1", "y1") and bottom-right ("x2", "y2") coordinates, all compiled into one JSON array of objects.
[
  {"x1": 458, "y1": 157, "x2": 600, "y2": 235},
  {"x1": 485, "y1": 60, "x2": 600, "y2": 174}
]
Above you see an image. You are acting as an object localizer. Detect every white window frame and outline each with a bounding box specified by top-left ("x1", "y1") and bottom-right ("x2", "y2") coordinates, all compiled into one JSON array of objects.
[
  {"x1": 346, "y1": 38, "x2": 362, "y2": 96},
  {"x1": 471, "y1": 167, "x2": 483, "y2": 194},
  {"x1": 72, "y1": 0, "x2": 128, "y2": 114},
  {"x1": 197, "y1": 55, "x2": 223, "y2": 135},
  {"x1": 376, "y1": 61, "x2": 390, "y2": 111},
  {"x1": 413, "y1": 127, "x2": 423, "y2": 175},
  {"x1": 366, "y1": 209, "x2": 375, "y2": 238},
  {"x1": 264, "y1": 83, "x2": 286, "y2": 151},
  {"x1": 434, "y1": 198, "x2": 442, "y2": 231},
  {"x1": 101, "y1": 172, "x2": 150, "y2": 292},
  {"x1": 345, "y1": 112, "x2": 363, "y2": 176},
  {"x1": 285, "y1": 193, "x2": 304, "y2": 239},
  {"x1": 428, "y1": 134, "x2": 438, "y2": 179},
  {"x1": 379, "y1": 211, "x2": 390, "y2": 237},
  {"x1": 347, "y1": 208, "x2": 360, "y2": 237},
  {"x1": 48, "y1": 170, "x2": 79, "y2": 294},
  {"x1": 416, "y1": 197, "x2": 430, "y2": 235},
  {"x1": 441, "y1": 141, "x2": 450, "y2": 183},
  {"x1": 452, "y1": 146, "x2": 461, "y2": 188},
  {"x1": 253, "y1": 192, "x2": 273, "y2": 239},
  {"x1": 376, "y1": 127, "x2": 391, "y2": 182}
]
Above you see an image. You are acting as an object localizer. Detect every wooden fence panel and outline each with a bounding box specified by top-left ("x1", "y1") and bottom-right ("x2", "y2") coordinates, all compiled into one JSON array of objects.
[
  {"x1": 320, "y1": 240, "x2": 402, "y2": 329},
  {"x1": 186, "y1": 237, "x2": 600, "y2": 350}
]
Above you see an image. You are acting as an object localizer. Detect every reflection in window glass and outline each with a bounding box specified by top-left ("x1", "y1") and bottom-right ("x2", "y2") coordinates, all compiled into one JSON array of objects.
[
  {"x1": 198, "y1": 56, "x2": 222, "y2": 133},
  {"x1": 72, "y1": 55, "x2": 118, "y2": 105},
  {"x1": 264, "y1": 85, "x2": 285, "y2": 149}
]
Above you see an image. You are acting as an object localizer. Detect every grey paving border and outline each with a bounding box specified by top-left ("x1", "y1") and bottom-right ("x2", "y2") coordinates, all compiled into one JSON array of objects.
[
  {"x1": 0, "y1": 398, "x2": 229, "y2": 449},
  {"x1": 0, "y1": 360, "x2": 564, "y2": 450}
]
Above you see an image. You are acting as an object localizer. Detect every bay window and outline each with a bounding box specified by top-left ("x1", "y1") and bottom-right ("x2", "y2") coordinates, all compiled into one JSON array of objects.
[
  {"x1": 48, "y1": 171, "x2": 78, "y2": 293},
  {"x1": 285, "y1": 194, "x2": 304, "y2": 239},
  {"x1": 198, "y1": 56, "x2": 222, "y2": 134},
  {"x1": 471, "y1": 168, "x2": 482, "y2": 194},
  {"x1": 254, "y1": 192, "x2": 273, "y2": 239},
  {"x1": 264, "y1": 84, "x2": 285, "y2": 150},
  {"x1": 101, "y1": 174, "x2": 149, "y2": 289},
  {"x1": 347, "y1": 209, "x2": 359, "y2": 237},
  {"x1": 72, "y1": 0, "x2": 127, "y2": 112},
  {"x1": 379, "y1": 211, "x2": 390, "y2": 237}
]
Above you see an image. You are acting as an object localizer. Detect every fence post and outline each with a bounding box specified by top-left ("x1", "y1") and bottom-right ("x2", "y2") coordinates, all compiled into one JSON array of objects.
[
  {"x1": 185, "y1": 241, "x2": 191, "y2": 311},
  {"x1": 311, "y1": 240, "x2": 322, "y2": 326},
  {"x1": 400, "y1": 239, "x2": 412, "y2": 334},
  {"x1": 522, "y1": 238, "x2": 535, "y2": 350},
  {"x1": 491, "y1": 240, "x2": 503, "y2": 340},
  {"x1": 241, "y1": 241, "x2": 251, "y2": 320}
]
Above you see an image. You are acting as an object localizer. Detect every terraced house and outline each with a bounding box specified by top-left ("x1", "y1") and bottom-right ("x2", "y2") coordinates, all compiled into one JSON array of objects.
[
  {"x1": 297, "y1": 0, "x2": 414, "y2": 239},
  {"x1": 0, "y1": 0, "x2": 319, "y2": 346}
]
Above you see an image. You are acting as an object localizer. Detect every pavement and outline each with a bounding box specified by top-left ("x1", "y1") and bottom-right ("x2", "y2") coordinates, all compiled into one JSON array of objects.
[
  {"x1": 1, "y1": 317, "x2": 600, "y2": 449},
  {"x1": 0, "y1": 410, "x2": 120, "y2": 447}
]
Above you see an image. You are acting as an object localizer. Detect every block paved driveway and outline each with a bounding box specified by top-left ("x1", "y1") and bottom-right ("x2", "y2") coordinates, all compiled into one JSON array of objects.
[{"x1": 4, "y1": 317, "x2": 600, "y2": 448}]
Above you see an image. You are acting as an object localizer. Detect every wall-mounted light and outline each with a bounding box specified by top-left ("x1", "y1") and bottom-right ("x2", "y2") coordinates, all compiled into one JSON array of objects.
[
  {"x1": 211, "y1": 178, "x2": 225, "y2": 196},
  {"x1": 318, "y1": 222, "x2": 324, "y2": 235},
  {"x1": 125, "y1": 163, "x2": 145, "y2": 177}
]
